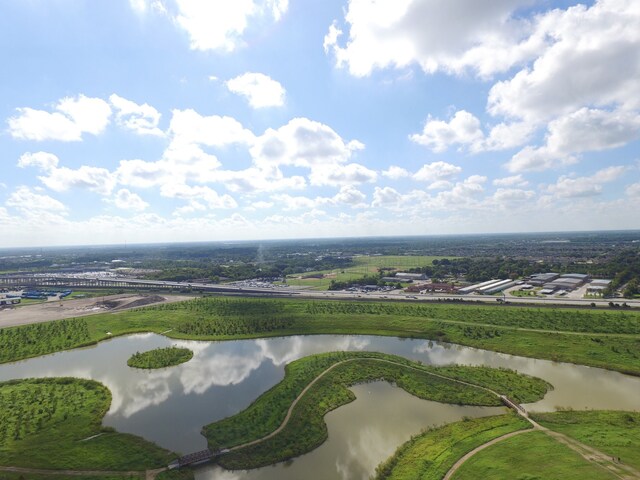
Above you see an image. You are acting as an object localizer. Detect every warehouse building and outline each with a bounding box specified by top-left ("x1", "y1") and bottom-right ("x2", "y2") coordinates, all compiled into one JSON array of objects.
[
  {"x1": 477, "y1": 279, "x2": 515, "y2": 294},
  {"x1": 542, "y1": 273, "x2": 590, "y2": 292},
  {"x1": 528, "y1": 273, "x2": 560, "y2": 286},
  {"x1": 483, "y1": 280, "x2": 519, "y2": 295},
  {"x1": 586, "y1": 279, "x2": 611, "y2": 295},
  {"x1": 459, "y1": 279, "x2": 503, "y2": 294}
]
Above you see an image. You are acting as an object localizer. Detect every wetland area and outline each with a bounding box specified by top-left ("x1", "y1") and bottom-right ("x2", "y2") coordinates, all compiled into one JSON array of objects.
[{"x1": 1, "y1": 332, "x2": 639, "y2": 479}]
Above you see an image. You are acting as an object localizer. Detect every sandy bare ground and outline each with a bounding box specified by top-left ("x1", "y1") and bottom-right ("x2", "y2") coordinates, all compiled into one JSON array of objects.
[{"x1": 0, "y1": 294, "x2": 194, "y2": 329}]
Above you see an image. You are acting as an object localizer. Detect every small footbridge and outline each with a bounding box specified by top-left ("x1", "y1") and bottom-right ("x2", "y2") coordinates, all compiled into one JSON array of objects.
[
  {"x1": 168, "y1": 448, "x2": 229, "y2": 469},
  {"x1": 499, "y1": 395, "x2": 527, "y2": 415}
]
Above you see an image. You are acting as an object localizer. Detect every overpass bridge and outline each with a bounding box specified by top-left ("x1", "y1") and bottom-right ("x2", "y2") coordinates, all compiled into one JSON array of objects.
[{"x1": 0, "y1": 274, "x2": 295, "y2": 296}]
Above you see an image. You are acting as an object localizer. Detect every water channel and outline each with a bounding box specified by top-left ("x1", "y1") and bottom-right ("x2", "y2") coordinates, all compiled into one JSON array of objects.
[{"x1": 1, "y1": 333, "x2": 639, "y2": 479}]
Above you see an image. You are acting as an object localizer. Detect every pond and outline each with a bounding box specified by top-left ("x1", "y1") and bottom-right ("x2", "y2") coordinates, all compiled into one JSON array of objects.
[{"x1": 1, "y1": 333, "x2": 639, "y2": 479}]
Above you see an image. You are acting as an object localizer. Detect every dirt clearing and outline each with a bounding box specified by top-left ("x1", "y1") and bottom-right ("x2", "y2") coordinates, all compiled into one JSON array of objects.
[{"x1": 0, "y1": 294, "x2": 193, "y2": 329}]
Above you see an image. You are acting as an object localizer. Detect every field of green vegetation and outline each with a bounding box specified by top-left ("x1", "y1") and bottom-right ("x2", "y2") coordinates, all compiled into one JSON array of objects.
[
  {"x1": 283, "y1": 255, "x2": 450, "y2": 290},
  {"x1": 2, "y1": 297, "x2": 640, "y2": 376},
  {"x1": 531, "y1": 410, "x2": 640, "y2": 470},
  {"x1": 127, "y1": 347, "x2": 193, "y2": 369},
  {"x1": 0, "y1": 378, "x2": 176, "y2": 471},
  {"x1": 450, "y1": 430, "x2": 614, "y2": 480},
  {"x1": 375, "y1": 410, "x2": 640, "y2": 480},
  {"x1": 203, "y1": 351, "x2": 550, "y2": 469},
  {"x1": 373, "y1": 414, "x2": 531, "y2": 480},
  {"x1": 0, "y1": 319, "x2": 92, "y2": 363}
]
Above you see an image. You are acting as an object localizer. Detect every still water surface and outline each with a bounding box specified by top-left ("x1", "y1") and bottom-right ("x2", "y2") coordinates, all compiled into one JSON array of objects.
[{"x1": 1, "y1": 333, "x2": 639, "y2": 479}]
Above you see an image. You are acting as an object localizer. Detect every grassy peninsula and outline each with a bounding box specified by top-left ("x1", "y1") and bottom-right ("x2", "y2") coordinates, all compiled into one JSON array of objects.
[
  {"x1": 203, "y1": 351, "x2": 550, "y2": 469},
  {"x1": 374, "y1": 410, "x2": 640, "y2": 480},
  {"x1": 451, "y1": 430, "x2": 613, "y2": 480},
  {"x1": 373, "y1": 414, "x2": 531, "y2": 480},
  {"x1": 127, "y1": 346, "x2": 193, "y2": 369},
  {"x1": 0, "y1": 378, "x2": 176, "y2": 471}
]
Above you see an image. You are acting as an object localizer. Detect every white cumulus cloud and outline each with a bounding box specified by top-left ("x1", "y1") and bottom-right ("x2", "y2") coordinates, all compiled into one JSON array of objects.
[
  {"x1": 326, "y1": 0, "x2": 538, "y2": 77},
  {"x1": 226, "y1": 72, "x2": 286, "y2": 108},
  {"x1": 507, "y1": 108, "x2": 640, "y2": 172},
  {"x1": 172, "y1": 0, "x2": 288, "y2": 52},
  {"x1": 160, "y1": 183, "x2": 238, "y2": 209},
  {"x1": 547, "y1": 166, "x2": 626, "y2": 198},
  {"x1": 251, "y1": 117, "x2": 363, "y2": 168},
  {"x1": 111, "y1": 189, "x2": 149, "y2": 212},
  {"x1": 411, "y1": 110, "x2": 483, "y2": 152},
  {"x1": 413, "y1": 161, "x2": 462, "y2": 183},
  {"x1": 17, "y1": 151, "x2": 59, "y2": 171},
  {"x1": 109, "y1": 94, "x2": 163, "y2": 136},
  {"x1": 8, "y1": 94, "x2": 111, "y2": 142},
  {"x1": 382, "y1": 166, "x2": 410, "y2": 179},
  {"x1": 6, "y1": 186, "x2": 68, "y2": 214}
]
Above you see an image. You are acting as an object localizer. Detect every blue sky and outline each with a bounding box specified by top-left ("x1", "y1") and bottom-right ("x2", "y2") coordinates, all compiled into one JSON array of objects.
[{"x1": 1, "y1": 0, "x2": 639, "y2": 247}]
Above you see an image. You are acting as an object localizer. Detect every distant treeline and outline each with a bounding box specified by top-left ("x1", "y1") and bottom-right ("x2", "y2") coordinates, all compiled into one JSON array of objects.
[{"x1": 142, "y1": 255, "x2": 353, "y2": 283}]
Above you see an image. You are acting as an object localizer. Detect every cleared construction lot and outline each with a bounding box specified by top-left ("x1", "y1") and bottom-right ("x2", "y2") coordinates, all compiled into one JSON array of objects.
[{"x1": 0, "y1": 293, "x2": 193, "y2": 329}]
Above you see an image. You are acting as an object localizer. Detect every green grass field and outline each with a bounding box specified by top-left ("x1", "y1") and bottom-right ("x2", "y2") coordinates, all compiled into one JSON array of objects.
[
  {"x1": 531, "y1": 411, "x2": 640, "y2": 471},
  {"x1": 204, "y1": 351, "x2": 549, "y2": 469},
  {"x1": 451, "y1": 430, "x2": 614, "y2": 480},
  {"x1": 0, "y1": 378, "x2": 176, "y2": 471},
  {"x1": 283, "y1": 255, "x2": 450, "y2": 290},
  {"x1": 375, "y1": 411, "x2": 640, "y2": 480},
  {"x1": 373, "y1": 414, "x2": 532, "y2": 480}
]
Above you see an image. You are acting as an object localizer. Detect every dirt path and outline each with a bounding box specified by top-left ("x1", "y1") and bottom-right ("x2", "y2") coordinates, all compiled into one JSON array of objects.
[
  {"x1": 442, "y1": 430, "x2": 531, "y2": 480},
  {"x1": 540, "y1": 426, "x2": 640, "y2": 480},
  {"x1": 443, "y1": 408, "x2": 640, "y2": 480}
]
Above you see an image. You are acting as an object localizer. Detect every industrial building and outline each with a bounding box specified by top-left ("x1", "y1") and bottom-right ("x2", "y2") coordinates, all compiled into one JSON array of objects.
[
  {"x1": 586, "y1": 279, "x2": 612, "y2": 295},
  {"x1": 477, "y1": 279, "x2": 516, "y2": 294},
  {"x1": 541, "y1": 273, "x2": 591, "y2": 292},
  {"x1": 528, "y1": 273, "x2": 560, "y2": 286},
  {"x1": 483, "y1": 280, "x2": 519, "y2": 295},
  {"x1": 458, "y1": 279, "x2": 517, "y2": 295},
  {"x1": 459, "y1": 279, "x2": 502, "y2": 294}
]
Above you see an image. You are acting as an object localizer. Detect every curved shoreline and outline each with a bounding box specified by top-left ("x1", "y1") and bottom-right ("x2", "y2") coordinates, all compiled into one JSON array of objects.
[
  {"x1": 203, "y1": 352, "x2": 550, "y2": 469},
  {"x1": 2, "y1": 297, "x2": 639, "y2": 377}
]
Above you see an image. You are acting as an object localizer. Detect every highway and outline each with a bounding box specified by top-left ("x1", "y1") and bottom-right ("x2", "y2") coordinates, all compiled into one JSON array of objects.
[{"x1": 1, "y1": 273, "x2": 639, "y2": 309}]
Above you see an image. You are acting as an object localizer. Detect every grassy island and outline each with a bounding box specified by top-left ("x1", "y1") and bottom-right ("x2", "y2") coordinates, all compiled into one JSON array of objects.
[
  {"x1": 0, "y1": 378, "x2": 177, "y2": 472},
  {"x1": 127, "y1": 346, "x2": 193, "y2": 369},
  {"x1": 2, "y1": 296, "x2": 640, "y2": 376},
  {"x1": 203, "y1": 351, "x2": 550, "y2": 470}
]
